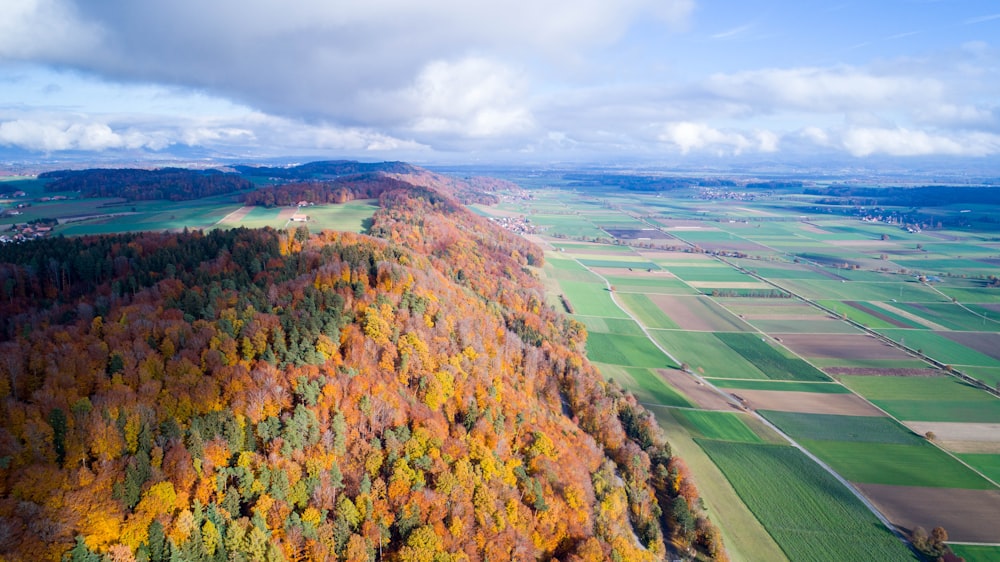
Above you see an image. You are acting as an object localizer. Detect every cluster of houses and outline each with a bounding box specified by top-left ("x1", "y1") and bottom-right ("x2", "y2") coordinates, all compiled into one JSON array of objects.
[
  {"x1": 489, "y1": 215, "x2": 536, "y2": 235},
  {"x1": 0, "y1": 223, "x2": 52, "y2": 244},
  {"x1": 696, "y1": 188, "x2": 760, "y2": 201}
]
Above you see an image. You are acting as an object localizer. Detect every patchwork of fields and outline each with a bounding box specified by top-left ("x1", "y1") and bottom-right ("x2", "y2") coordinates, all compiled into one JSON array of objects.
[{"x1": 489, "y1": 185, "x2": 1000, "y2": 560}]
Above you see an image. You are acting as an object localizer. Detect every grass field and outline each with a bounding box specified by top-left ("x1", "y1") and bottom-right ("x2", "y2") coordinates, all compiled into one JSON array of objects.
[
  {"x1": 573, "y1": 316, "x2": 646, "y2": 337},
  {"x1": 892, "y1": 302, "x2": 997, "y2": 332},
  {"x1": 716, "y1": 332, "x2": 830, "y2": 381},
  {"x1": 877, "y1": 329, "x2": 1000, "y2": 367},
  {"x1": 585, "y1": 332, "x2": 676, "y2": 368},
  {"x1": 559, "y1": 280, "x2": 629, "y2": 318},
  {"x1": 708, "y1": 379, "x2": 851, "y2": 393},
  {"x1": 673, "y1": 410, "x2": 765, "y2": 443},
  {"x1": 818, "y1": 300, "x2": 926, "y2": 330},
  {"x1": 782, "y1": 279, "x2": 948, "y2": 302},
  {"x1": 759, "y1": 412, "x2": 924, "y2": 445},
  {"x1": 798, "y1": 440, "x2": 996, "y2": 489},
  {"x1": 648, "y1": 331, "x2": 768, "y2": 379},
  {"x1": 616, "y1": 293, "x2": 681, "y2": 329},
  {"x1": 604, "y1": 276, "x2": 698, "y2": 294},
  {"x1": 649, "y1": 409, "x2": 789, "y2": 562},
  {"x1": 596, "y1": 363, "x2": 693, "y2": 408},
  {"x1": 950, "y1": 544, "x2": 1000, "y2": 562},
  {"x1": 745, "y1": 318, "x2": 861, "y2": 333},
  {"x1": 840, "y1": 375, "x2": 1000, "y2": 423},
  {"x1": 578, "y1": 258, "x2": 661, "y2": 269},
  {"x1": 963, "y1": 366, "x2": 1000, "y2": 387},
  {"x1": 304, "y1": 200, "x2": 378, "y2": 232},
  {"x1": 698, "y1": 441, "x2": 916, "y2": 562},
  {"x1": 957, "y1": 453, "x2": 1000, "y2": 484},
  {"x1": 667, "y1": 265, "x2": 758, "y2": 283}
]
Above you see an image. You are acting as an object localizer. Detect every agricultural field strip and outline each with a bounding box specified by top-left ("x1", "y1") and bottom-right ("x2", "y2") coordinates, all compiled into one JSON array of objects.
[
  {"x1": 924, "y1": 281, "x2": 1000, "y2": 330},
  {"x1": 563, "y1": 249, "x2": 909, "y2": 546}
]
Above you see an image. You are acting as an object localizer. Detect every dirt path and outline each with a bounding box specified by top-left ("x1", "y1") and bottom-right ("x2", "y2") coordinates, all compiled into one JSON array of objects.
[
  {"x1": 869, "y1": 301, "x2": 948, "y2": 330},
  {"x1": 216, "y1": 205, "x2": 253, "y2": 226}
]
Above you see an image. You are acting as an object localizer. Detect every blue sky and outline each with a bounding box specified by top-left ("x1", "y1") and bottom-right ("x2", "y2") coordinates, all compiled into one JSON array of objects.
[{"x1": 0, "y1": 0, "x2": 998, "y2": 165}]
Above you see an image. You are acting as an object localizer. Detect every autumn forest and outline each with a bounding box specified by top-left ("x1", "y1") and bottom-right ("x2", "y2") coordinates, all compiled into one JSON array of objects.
[{"x1": 0, "y1": 168, "x2": 721, "y2": 561}]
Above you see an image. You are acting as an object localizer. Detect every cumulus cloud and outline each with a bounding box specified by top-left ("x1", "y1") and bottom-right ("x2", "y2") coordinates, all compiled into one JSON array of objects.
[
  {"x1": 398, "y1": 57, "x2": 534, "y2": 140},
  {"x1": 839, "y1": 127, "x2": 1000, "y2": 157},
  {"x1": 0, "y1": 0, "x2": 692, "y2": 151},
  {"x1": 0, "y1": 119, "x2": 156, "y2": 152},
  {"x1": 657, "y1": 122, "x2": 778, "y2": 155},
  {"x1": 0, "y1": 110, "x2": 425, "y2": 156},
  {"x1": 2, "y1": 0, "x2": 998, "y2": 162}
]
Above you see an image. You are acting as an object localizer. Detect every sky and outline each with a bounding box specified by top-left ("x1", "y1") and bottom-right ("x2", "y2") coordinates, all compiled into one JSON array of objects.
[{"x1": 0, "y1": 0, "x2": 999, "y2": 166}]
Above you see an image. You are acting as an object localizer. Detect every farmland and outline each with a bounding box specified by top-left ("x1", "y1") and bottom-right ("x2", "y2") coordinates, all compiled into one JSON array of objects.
[
  {"x1": 699, "y1": 441, "x2": 915, "y2": 562},
  {"x1": 476, "y1": 171, "x2": 1000, "y2": 558}
]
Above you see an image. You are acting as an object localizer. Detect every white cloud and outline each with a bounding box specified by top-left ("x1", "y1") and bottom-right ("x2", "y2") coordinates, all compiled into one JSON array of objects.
[
  {"x1": 0, "y1": 119, "x2": 146, "y2": 152},
  {"x1": 839, "y1": 127, "x2": 1000, "y2": 157},
  {"x1": 0, "y1": 0, "x2": 101, "y2": 60},
  {"x1": 401, "y1": 57, "x2": 534, "y2": 138},
  {"x1": 657, "y1": 121, "x2": 778, "y2": 155}
]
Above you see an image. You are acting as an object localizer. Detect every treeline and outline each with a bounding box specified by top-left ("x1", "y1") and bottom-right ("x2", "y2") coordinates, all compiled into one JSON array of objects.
[
  {"x1": 805, "y1": 185, "x2": 1000, "y2": 207},
  {"x1": 564, "y1": 173, "x2": 694, "y2": 192},
  {"x1": 242, "y1": 174, "x2": 413, "y2": 208},
  {"x1": 234, "y1": 161, "x2": 416, "y2": 181},
  {"x1": 0, "y1": 178, "x2": 725, "y2": 560},
  {"x1": 40, "y1": 169, "x2": 251, "y2": 201}
]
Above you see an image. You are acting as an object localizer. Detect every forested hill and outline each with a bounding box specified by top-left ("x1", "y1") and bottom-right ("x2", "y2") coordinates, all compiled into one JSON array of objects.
[
  {"x1": 234, "y1": 160, "x2": 418, "y2": 180},
  {"x1": 0, "y1": 175, "x2": 722, "y2": 561},
  {"x1": 242, "y1": 166, "x2": 500, "y2": 207},
  {"x1": 39, "y1": 168, "x2": 252, "y2": 201}
]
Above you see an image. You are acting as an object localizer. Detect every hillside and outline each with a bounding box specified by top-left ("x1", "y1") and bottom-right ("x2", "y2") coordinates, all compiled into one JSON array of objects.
[{"x1": 0, "y1": 174, "x2": 721, "y2": 561}]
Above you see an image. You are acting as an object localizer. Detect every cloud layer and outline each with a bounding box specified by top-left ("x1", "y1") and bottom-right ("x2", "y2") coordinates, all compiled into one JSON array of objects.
[{"x1": 1, "y1": 0, "x2": 999, "y2": 162}]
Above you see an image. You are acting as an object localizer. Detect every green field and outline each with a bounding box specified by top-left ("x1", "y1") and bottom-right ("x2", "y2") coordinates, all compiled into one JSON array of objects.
[
  {"x1": 596, "y1": 364, "x2": 693, "y2": 408},
  {"x1": 603, "y1": 275, "x2": 698, "y2": 294},
  {"x1": 573, "y1": 316, "x2": 646, "y2": 336},
  {"x1": 648, "y1": 331, "x2": 767, "y2": 379},
  {"x1": 891, "y1": 302, "x2": 997, "y2": 332},
  {"x1": 745, "y1": 318, "x2": 861, "y2": 333},
  {"x1": 673, "y1": 410, "x2": 765, "y2": 443},
  {"x1": 698, "y1": 441, "x2": 916, "y2": 562},
  {"x1": 585, "y1": 332, "x2": 676, "y2": 368},
  {"x1": 759, "y1": 412, "x2": 924, "y2": 445},
  {"x1": 559, "y1": 280, "x2": 629, "y2": 317},
  {"x1": 877, "y1": 329, "x2": 1000, "y2": 367},
  {"x1": 667, "y1": 265, "x2": 757, "y2": 283},
  {"x1": 616, "y1": 293, "x2": 680, "y2": 329},
  {"x1": 782, "y1": 279, "x2": 948, "y2": 302},
  {"x1": 951, "y1": 544, "x2": 1000, "y2": 562},
  {"x1": 578, "y1": 258, "x2": 660, "y2": 270},
  {"x1": 716, "y1": 332, "x2": 830, "y2": 381},
  {"x1": 708, "y1": 379, "x2": 851, "y2": 393},
  {"x1": 956, "y1": 453, "x2": 1000, "y2": 484},
  {"x1": 798, "y1": 440, "x2": 996, "y2": 489},
  {"x1": 818, "y1": 300, "x2": 926, "y2": 330},
  {"x1": 304, "y1": 200, "x2": 378, "y2": 232},
  {"x1": 840, "y1": 375, "x2": 1000, "y2": 423}
]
